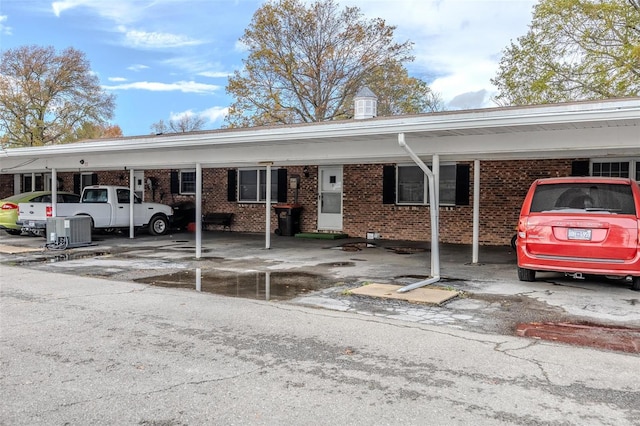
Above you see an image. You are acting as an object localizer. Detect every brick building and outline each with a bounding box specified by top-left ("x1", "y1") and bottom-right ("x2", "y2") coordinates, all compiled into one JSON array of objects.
[{"x1": 2, "y1": 98, "x2": 639, "y2": 251}]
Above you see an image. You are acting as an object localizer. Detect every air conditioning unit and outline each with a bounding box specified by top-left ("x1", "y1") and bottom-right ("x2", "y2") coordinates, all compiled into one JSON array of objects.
[{"x1": 46, "y1": 216, "x2": 92, "y2": 249}]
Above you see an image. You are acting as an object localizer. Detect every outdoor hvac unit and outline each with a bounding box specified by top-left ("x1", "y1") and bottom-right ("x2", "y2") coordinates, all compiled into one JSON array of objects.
[{"x1": 46, "y1": 216, "x2": 92, "y2": 249}]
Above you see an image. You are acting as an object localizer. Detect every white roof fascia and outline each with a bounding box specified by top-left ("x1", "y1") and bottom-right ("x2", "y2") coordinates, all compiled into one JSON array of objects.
[{"x1": 1, "y1": 98, "x2": 639, "y2": 160}]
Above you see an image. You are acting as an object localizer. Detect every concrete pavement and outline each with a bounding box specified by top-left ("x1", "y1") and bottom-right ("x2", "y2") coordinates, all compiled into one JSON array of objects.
[{"x1": 1, "y1": 265, "x2": 639, "y2": 425}]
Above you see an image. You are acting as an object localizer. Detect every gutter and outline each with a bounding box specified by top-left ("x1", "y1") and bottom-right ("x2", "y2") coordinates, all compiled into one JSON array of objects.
[{"x1": 397, "y1": 133, "x2": 441, "y2": 292}]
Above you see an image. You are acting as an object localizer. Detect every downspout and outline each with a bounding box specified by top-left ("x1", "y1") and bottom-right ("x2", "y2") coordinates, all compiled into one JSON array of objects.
[{"x1": 397, "y1": 133, "x2": 441, "y2": 292}]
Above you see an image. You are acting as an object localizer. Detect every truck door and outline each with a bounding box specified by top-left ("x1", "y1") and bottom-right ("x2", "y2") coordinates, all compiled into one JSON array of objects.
[
  {"x1": 114, "y1": 188, "x2": 135, "y2": 227},
  {"x1": 81, "y1": 188, "x2": 111, "y2": 227},
  {"x1": 114, "y1": 189, "x2": 147, "y2": 227}
]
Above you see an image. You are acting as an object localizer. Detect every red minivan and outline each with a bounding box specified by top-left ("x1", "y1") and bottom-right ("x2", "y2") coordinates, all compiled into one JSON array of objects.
[{"x1": 517, "y1": 177, "x2": 640, "y2": 290}]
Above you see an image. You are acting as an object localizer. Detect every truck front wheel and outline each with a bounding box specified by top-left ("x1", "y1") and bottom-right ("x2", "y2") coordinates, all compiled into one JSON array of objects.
[{"x1": 148, "y1": 215, "x2": 169, "y2": 236}]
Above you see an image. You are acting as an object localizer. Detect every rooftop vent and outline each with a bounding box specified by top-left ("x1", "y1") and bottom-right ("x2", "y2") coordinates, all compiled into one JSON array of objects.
[{"x1": 354, "y1": 86, "x2": 377, "y2": 120}]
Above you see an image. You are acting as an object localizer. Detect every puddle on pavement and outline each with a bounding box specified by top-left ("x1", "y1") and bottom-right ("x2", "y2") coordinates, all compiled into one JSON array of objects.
[
  {"x1": 135, "y1": 269, "x2": 336, "y2": 301},
  {"x1": 317, "y1": 261, "x2": 355, "y2": 267},
  {"x1": 386, "y1": 246, "x2": 429, "y2": 255},
  {"x1": 10, "y1": 251, "x2": 110, "y2": 265},
  {"x1": 339, "y1": 242, "x2": 376, "y2": 251}
]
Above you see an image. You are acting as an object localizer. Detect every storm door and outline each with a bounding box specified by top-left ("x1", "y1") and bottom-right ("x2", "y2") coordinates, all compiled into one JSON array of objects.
[{"x1": 317, "y1": 166, "x2": 343, "y2": 230}]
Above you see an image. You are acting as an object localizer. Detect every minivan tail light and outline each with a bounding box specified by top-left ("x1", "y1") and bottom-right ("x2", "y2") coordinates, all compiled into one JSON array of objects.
[{"x1": 46, "y1": 206, "x2": 52, "y2": 217}]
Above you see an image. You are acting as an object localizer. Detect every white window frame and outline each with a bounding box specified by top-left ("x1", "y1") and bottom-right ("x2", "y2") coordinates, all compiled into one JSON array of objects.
[
  {"x1": 237, "y1": 168, "x2": 279, "y2": 203},
  {"x1": 591, "y1": 158, "x2": 640, "y2": 180},
  {"x1": 396, "y1": 163, "x2": 457, "y2": 206},
  {"x1": 179, "y1": 169, "x2": 196, "y2": 195}
]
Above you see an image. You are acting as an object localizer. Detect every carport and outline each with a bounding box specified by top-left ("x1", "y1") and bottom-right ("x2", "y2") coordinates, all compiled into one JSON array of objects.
[{"x1": 2, "y1": 98, "x2": 640, "y2": 283}]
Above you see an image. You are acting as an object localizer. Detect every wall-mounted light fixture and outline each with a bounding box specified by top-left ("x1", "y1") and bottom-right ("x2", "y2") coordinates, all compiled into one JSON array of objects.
[
  {"x1": 303, "y1": 166, "x2": 310, "y2": 178},
  {"x1": 79, "y1": 159, "x2": 85, "y2": 165}
]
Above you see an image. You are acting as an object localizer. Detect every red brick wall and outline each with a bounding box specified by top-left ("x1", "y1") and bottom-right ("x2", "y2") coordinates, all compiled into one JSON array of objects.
[
  {"x1": 2, "y1": 159, "x2": 575, "y2": 245},
  {"x1": 342, "y1": 159, "x2": 574, "y2": 245},
  {"x1": 0, "y1": 175, "x2": 14, "y2": 198}
]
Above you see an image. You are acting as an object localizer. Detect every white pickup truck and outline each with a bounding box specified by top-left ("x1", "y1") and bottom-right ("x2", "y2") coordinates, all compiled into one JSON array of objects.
[{"x1": 17, "y1": 185, "x2": 174, "y2": 236}]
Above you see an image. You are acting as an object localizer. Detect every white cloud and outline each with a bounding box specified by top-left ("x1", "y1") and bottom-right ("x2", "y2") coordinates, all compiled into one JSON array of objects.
[
  {"x1": 342, "y1": 0, "x2": 537, "y2": 109},
  {"x1": 51, "y1": 0, "x2": 143, "y2": 24},
  {"x1": 0, "y1": 15, "x2": 11, "y2": 35},
  {"x1": 168, "y1": 106, "x2": 228, "y2": 127},
  {"x1": 103, "y1": 80, "x2": 221, "y2": 94},
  {"x1": 118, "y1": 26, "x2": 204, "y2": 49},
  {"x1": 127, "y1": 64, "x2": 149, "y2": 72},
  {"x1": 197, "y1": 71, "x2": 231, "y2": 79},
  {"x1": 108, "y1": 77, "x2": 127, "y2": 82},
  {"x1": 161, "y1": 56, "x2": 230, "y2": 78},
  {"x1": 199, "y1": 106, "x2": 229, "y2": 123}
]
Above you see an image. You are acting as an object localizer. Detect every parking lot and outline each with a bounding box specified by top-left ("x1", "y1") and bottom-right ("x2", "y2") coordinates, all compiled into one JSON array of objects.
[{"x1": 2, "y1": 229, "x2": 639, "y2": 338}]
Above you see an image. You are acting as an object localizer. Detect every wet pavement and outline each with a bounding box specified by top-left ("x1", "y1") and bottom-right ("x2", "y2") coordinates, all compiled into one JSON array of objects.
[{"x1": 1, "y1": 230, "x2": 640, "y2": 352}]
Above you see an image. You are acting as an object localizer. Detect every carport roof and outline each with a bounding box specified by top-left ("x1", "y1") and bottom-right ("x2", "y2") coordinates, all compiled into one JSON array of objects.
[{"x1": 1, "y1": 97, "x2": 640, "y2": 173}]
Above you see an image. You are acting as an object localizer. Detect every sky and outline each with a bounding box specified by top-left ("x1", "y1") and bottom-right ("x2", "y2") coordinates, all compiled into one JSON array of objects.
[{"x1": 0, "y1": 0, "x2": 538, "y2": 137}]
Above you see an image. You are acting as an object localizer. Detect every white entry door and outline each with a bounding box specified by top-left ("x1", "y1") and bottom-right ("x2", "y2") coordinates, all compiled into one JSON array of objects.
[{"x1": 318, "y1": 166, "x2": 343, "y2": 230}]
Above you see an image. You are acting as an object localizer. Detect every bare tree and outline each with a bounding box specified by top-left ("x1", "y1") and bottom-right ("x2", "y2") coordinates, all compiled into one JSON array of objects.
[{"x1": 150, "y1": 114, "x2": 206, "y2": 134}]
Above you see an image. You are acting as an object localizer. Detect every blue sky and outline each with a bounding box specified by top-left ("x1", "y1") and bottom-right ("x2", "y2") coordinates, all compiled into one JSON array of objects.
[{"x1": 0, "y1": 0, "x2": 537, "y2": 137}]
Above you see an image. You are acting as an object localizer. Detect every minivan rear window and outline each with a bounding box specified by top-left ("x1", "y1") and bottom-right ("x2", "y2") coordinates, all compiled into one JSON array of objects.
[{"x1": 530, "y1": 183, "x2": 636, "y2": 215}]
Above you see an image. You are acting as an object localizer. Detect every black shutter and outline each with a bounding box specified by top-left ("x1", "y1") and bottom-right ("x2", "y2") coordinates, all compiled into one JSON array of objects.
[
  {"x1": 170, "y1": 171, "x2": 179, "y2": 194},
  {"x1": 91, "y1": 173, "x2": 98, "y2": 185},
  {"x1": 455, "y1": 164, "x2": 470, "y2": 206},
  {"x1": 227, "y1": 169, "x2": 237, "y2": 202},
  {"x1": 73, "y1": 174, "x2": 80, "y2": 194},
  {"x1": 277, "y1": 168, "x2": 287, "y2": 203},
  {"x1": 382, "y1": 165, "x2": 396, "y2": 204},
  {"x1": 571, "y1": 160, "x2": 590, "y2": 176}
]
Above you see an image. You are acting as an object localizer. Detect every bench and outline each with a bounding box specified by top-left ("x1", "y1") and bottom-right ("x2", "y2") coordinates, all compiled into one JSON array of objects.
[{"x1": 202, "y1": 212, "x2": 234, "y2": 231}]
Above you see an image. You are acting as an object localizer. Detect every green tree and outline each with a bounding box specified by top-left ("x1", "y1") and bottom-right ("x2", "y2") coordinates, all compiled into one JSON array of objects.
[
  {"x1": 226, "y1": 0, "x2": 439, "y2": 127},
  {"x1": 0, "y1": 45, "x2": 116, "y2": 147},
  {"x1": 491, "y1": 0, "x2": 640, "y2": 106}
]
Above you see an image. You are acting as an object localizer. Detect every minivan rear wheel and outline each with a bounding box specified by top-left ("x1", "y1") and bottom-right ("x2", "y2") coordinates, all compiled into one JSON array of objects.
[
  {"x1": 517, "y1": 267, "x2": 536, "y2": 282},
  {"x1": 632, "y1": 277, "x2": 640, "y2": 291}
]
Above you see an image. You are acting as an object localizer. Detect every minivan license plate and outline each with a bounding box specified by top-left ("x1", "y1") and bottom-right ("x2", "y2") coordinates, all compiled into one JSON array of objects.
[{"x1": 568, "y1": 228, "x2": 592, "y2": 240}]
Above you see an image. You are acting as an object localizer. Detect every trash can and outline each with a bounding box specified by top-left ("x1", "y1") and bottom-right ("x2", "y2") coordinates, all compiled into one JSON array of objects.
[{"x1": 273, "y1": 203, "x2": 302, "y2": 236}]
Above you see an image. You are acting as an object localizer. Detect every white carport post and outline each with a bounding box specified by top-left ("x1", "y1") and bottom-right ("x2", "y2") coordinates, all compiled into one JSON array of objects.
[
  {"x1": 263, "y1": 162, "x2": 273, "y2": 249},
  {"x1": 51, "y1": 168, "x2": 57, "y2": 217},
  {"x1": 195, "y1": 163, "x2": 202, "y2": 259},
  {"x1": 129, "y1": 168, "x2": 135, "y2": 239},
  {"x1": 397, "y1": 133, "x2": 441, "y2": 292},
  {"x1": 472, "y1": 160, "x2": 480, "y2": 264},
  {"x1": 31, "y1": 173, "x2": 36, "y2": 191}
]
